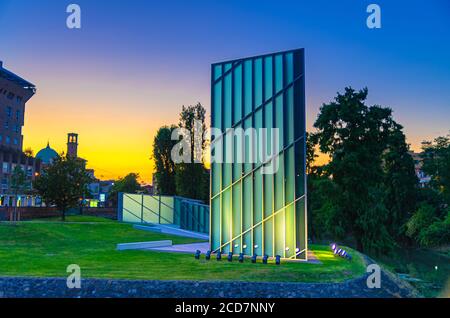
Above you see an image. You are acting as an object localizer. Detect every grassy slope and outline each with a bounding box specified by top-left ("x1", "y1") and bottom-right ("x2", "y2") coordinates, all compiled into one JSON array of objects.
[{"x1": 0, "y1": 216, "x2": 365, "y2": 282}]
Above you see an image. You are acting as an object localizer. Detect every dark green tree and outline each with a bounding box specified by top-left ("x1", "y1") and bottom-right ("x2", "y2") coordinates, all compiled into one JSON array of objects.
[
  {"x1": 174, "y1": 103, "x2": 209, "y2": 201},
  {"x1": 33, "y1": 155, "x2": 92, "y2": 221},
  {"x1": 421, "y1": 134, "x2": 450, "y2": 205},
  {"x1": 109, "y1": 173, "x2": 141, "y2": 207},
  {"x1": 10, "y1": 165, "x2": 30, "y2": 221},
  {"x1": 312, "y1": 87, "x2": 406, "y2": 253},
  {"x1": 382, "y1": 126, "x2": 418, "y2": 241},
  {"x1": 152, "y1": 125, "x2": 177, "y2": 195}
]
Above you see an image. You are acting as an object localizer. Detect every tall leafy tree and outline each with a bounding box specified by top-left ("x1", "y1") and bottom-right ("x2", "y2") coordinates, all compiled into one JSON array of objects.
[
  {"x1": 175, "y1": 103, "x2": 209, "y2": 201},
  {"x1": 382, "y1": 126, "x2": 418, "y2": 241},
  {"x1": 152, "y1": 125, "x2": 177, "y2": 195},
  {"x1": 421, "y1": 134, "x2": 450, "y2": 205},
  {"x1": 108, "y1": 173, "x2": 141, "y2": 207},
  {"x1": 33, "y1": 155, "x2": 92, "y2": 221},
  {"x1": 10, "y1": 165, "x2": 30, "y2": 221},
  {"x1": 313, "y1": 87, "x2": 404, "y2": 253}
]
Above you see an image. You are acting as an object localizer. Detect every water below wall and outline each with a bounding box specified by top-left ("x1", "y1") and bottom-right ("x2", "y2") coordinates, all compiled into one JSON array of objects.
[{"x1": 373, "y1": 247, "x2": 450, "y2": 297}]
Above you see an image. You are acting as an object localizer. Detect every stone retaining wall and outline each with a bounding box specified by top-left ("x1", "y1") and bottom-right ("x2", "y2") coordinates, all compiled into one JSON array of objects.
[{"x1": 0, "y1": 272, "x2": 418, "y2": 298}]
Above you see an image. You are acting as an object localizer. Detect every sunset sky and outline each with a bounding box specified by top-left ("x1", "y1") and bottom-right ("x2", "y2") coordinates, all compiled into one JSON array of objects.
[{"x1": 1, "y1": 0, "x2": 449, "y2": 182}]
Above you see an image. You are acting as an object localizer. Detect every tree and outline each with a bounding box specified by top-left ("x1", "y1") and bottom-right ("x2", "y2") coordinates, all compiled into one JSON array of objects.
[
  {"x1": 421, "y1": 134, "x2": 450, "y2": 204},
  {"x1": 33, "y1": 155, "x2": 92, "y2": 221},
  {"x1": 382, "y1": 126, "x2": 418, "y2": 242},
  {"x1": 174, "y1": 103, "x2": 209, "y2": 201},
  {"x1": 152, "y1": 125, "x2": 177, "y2": 195},
  {"x1": 312, "y1": 87, "x2": 409, "y2": 253},
  {"x1": 108, "y1": 173, "x2": 141, "y2": 207},
  {"x1": 24, "y1": 148, "x2": 34, "y2": 157},
  {"x1": 10, "y1": 166, "x2": 30, "y2": 221}
]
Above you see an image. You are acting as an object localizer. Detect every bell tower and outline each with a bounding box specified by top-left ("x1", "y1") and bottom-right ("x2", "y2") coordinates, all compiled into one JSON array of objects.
[{"x1": 67, "y1": 133, "x2": 78, "y2": 158}]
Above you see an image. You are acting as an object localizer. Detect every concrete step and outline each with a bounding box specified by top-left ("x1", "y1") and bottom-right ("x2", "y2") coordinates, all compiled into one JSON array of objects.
[
  {"x1": 133, "y1": 224, "x2": 208, "y2": 240},
  {"x1": 116, "y1": 240, "x2": 172, "y2": 251}
]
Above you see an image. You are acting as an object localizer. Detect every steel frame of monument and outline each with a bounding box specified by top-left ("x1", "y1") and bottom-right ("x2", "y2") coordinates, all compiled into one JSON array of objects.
[{"x1": 210, "y1": 49, "x2": 307, "y2": 260}]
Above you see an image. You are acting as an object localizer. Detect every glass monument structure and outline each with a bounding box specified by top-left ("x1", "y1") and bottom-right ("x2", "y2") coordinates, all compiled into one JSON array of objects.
[{"x1": 210, "y1": 49, "x2": 307, "y2": 260}]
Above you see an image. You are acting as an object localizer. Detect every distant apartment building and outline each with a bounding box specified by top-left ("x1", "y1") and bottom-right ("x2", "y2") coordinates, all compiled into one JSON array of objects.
[{"x1": 0, "y1": 61, "x2": 41, "y2": 206}]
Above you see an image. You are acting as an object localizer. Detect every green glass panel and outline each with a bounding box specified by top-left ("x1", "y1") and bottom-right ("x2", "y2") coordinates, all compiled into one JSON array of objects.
[
  {"x1": 275, "y1": 94, "x2": 284, "y2": 149},
  {"x1": 224, "y1": 62, "x2": 232, "y2": 72},
  {"x1": 295, "y1": 197, "x2": 307, "y2": 260},
  {"x1": 253, "y1": 223, "x2": 263, "y2": 256},
  {"x1": 233, "y1": 124, "x2": 243, "y2": 182},
  {"x1": 244, "y1": 117, "x2": 254, "y2": 173},
  {"x1": 264, "y1": 170, "x2": 273, "y2": 218},
  {"x1": 213, "y1": 81, "x2": 222, "y2": 131},
  {"x1": 285, "y1": 203, "x2": 295, "y2": 258},
  {"x1": 274, "y1": 208, "x2": 285, "y2": 256},
  {"x1": 244, "y1": 60, "x2": 253, "y2": 116},
  {"x1": 224, "y1": 73, "x2": 232, "y2": 129},
  {"x1": 285, "y1": 87, "x2": 294, "y2": 145},
  {"x1": 211, "y1": 162, "x2": 221, "y2": 196},
  {"x1": 222, "y1": 188, "x2": 231, "y2": 253},
  {"x1": 274, "y1": 152, "x2": 284, "y2": 212},
  {"x1": 295, "y1": 140, "x2": 305, "y2": 197},
  {"x1": 253, "y1": 167, "x2": 263, "y2": 224},
  {"x1": 264, "y1": 102, "x2": 273, "y2": 162},
  {"x1": 285, "y1": 146, "x2": 295, "y2": 204},
  {"x1": 211, "y1": 197, "x2": 221, "y2": 250},
  {"x1": 264, "y1": 56, "x2": 273, "y2": 101},
  {"x1": 232, "y1": 182, "x2": 242, "y2": 254},
  {"x1": 233, "y1": 64, "x2": 242, "y2": 125},
  {"x1": 213, "y1": 64, "x2": 222, "y2": 81},
  {"x1": 275, "y1": 54, "x2": 283, "y2": 93},
  {"x1": 264, "y1": 218, "x2": 273, "y2": 256},
  {"x1": 254, "y1": 58, "x2": 263, "y2": 108},
  {"x1": 285, "y1": 53, "x2": 294, "y2": 84},
  {"x1": 255, "y1": 109, "x2": 262, "y2": 166},
  {"x1": 222, "y1": 132, "x2": 232, "y2": 188},
  {"x1": 242, "y1": 175, "x2": 253, "y2": 254}
]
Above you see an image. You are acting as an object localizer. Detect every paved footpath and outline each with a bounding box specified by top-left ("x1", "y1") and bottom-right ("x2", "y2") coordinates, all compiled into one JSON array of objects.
[{"x1": 0, "y1": 269, "x2": 419, "y2": 298}]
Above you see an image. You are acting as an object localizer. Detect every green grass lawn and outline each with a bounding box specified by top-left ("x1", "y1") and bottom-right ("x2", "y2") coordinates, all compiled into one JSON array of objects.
[{"x1": 0, "y1": 216, "x2": 365, "y2": 282}]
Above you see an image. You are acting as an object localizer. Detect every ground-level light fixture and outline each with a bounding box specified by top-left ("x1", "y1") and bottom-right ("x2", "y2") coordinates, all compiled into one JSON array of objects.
[
  {"x1": 275, "y1": 255, "x2": 281, "y2": 265},
  {"x1": 216, "y1": 251, "x2": 222, "y2": 261},
  {"x1": 251, "y1": 254, "x2": 257, "y2": 263},
  {"x1": 194, "y1": 250, "x2": 201, "y2": 260},
  {"x1": 262, "y1": 254, "x2": 268, "y2": 264},
  {"x1": 238, "y1": 253, "x2": 244, "y2": 263},
  {"x1": 228, "y1": 252, "x2": 233, "y2": 262},
  {"x1": 330, "y1": 243, "x2": 352, "y2": 260},
  {"x1": 205, "y1": 250, "x2": 211, "y2": 260}
]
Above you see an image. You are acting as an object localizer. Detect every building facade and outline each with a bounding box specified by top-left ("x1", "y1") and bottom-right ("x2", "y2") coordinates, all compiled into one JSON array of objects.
[
  {"x1": 0, "y1": 61, "x2": 40, "y2": 206},
  {"x1": 210, "y1": 49, "x2": 307, "y2": 260}
]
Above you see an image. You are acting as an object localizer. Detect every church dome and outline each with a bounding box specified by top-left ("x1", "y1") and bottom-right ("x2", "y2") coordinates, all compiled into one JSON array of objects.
[{"x1": 36, "y1": 142, "x2": 59, "y2": 164}]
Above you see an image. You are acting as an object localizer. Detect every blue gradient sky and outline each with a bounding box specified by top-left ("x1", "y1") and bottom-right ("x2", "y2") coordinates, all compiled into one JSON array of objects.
[{"x1": 0, "y1": 0, "x2": 449, "y2": 181}]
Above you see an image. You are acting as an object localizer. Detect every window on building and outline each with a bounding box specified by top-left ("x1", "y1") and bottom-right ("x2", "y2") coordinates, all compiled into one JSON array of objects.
[
  {"x1": 15, "y1": 125, "x2": 20, "y2": 133},
  {"x1": 13, "y1": 138, "x2": 18, "y2": 145},
  {"x1": 6, "y1": 106, "x2": 11, "y2": 117},
  {"x1": 2, "y1": 162, "x2": 9, "y2": 174},
  {"x1": 6, "y1": 136, "x2": 10, "y2": 144},
  {"x1": 7, "y1": 92, "x2": 14, "y2": 100},
  {"x1": 16, "y1": 96, "x2": 23, "y2": 103},
  {"x1": 4, "y1": 121, "x2": 8, "y2": 130}
]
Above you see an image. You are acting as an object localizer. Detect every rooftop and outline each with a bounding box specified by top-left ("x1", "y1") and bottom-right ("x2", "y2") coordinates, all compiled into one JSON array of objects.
[{"x1": 0, "y1": 61, "x2": 36, "y2": 93}]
